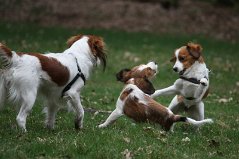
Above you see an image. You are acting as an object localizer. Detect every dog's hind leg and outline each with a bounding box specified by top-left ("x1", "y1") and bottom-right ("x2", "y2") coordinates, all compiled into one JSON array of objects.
[
  {"x1": 187, "y1": 101, "x2": 204, "y2": 121},
  {"x1": 68, "y1": 91, "x2": 84, "y2": 129},
  {"x1": 16, "y1": 90, "x2": 37, "y2": 132},
  {"x1": 98, "y1": 108, "x2": 123, "y2": 128}
]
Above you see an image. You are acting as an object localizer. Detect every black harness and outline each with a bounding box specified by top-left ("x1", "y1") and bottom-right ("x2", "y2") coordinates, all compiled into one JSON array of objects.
[
  {"x1": 61, "y1": 58, "x2": 86, "y2": 97},
  {"x1": 179, "y1": 76, "x2": 208, "y2": 100},
  {"x1": 179, "y1": 76, "x2": 200, "y2": 85}
]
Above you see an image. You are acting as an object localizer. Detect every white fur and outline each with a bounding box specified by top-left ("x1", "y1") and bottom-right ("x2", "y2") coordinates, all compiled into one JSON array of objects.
[
  {"x1": 99, "y1": 84, "x2": 145, "y2": 128},
  {"x1": 152, "y1": 48, "x2": 210, "y2": 121},
  {"x1": 138, "y1": 61, "x2": 158, "y2": 73},
  {"x1": 0, "y1": 36, "x2": 100, "y2": 131},
  {"x1": 186, "y1": 118, "x2": 213, "y2": 127},
  {"x1": 173, "y1": 49, "x2": 184, "y2": 72}
]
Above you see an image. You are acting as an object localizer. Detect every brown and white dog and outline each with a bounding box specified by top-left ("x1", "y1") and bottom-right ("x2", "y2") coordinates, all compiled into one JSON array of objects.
[
  {"x1": 152, "y1": 42, "x2": 210, "y2": 122},
  {"x1": 0, "y1": 35, "x2": 106, "y2": 131},
  {"x1": 99, "y1": 62, "x2": 212, "y2": 131}
]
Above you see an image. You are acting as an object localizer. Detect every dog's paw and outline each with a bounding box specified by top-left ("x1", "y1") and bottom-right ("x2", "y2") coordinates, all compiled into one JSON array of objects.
[
  {"x1": 200, "y1": 78, "x2": 208, "y2": 86},
  {"x1": 45, "y1": 123, "x2": 55, "y2": 130},
  {"x1": 75, "y1": 117, "x2": 83, "y2": 130},
  {"x1": 98, "y1": 124, "x2": 106, "y2": 128},
  {"x1": 205, "y1": 118, "x2": 214, "y2": 124}
]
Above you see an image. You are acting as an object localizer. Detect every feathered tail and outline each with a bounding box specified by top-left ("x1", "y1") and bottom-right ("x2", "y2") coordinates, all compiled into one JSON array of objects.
[
  {"x1": 0, "y1": 43, "x2": 13, "y2": 109},
  {"x1": 0, "y1": 43, "x2": 12, "y2": 69},
  {"x1": 173, "y1": 115, "x2": 213, "y2": 127}
]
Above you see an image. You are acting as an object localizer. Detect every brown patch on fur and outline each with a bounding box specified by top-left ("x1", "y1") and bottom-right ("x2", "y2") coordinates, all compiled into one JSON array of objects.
[
  {"x1": 126, "y1": 78, "x2": 155, "y2": 95},
  {"x1": 123, "y1": 96, "x2": 148, "y2": 122},
  {"x1": 186, "y1": 42, "x2": 202, "y2": 58},
  {"x1": 174, "y1": 42, "x2": 204, "y2": 69},
  {"x1": 123, "y1": 95, "x2": 174, "y2": 131},
  {"x1": 0, "y1": 43, "x2": 12, "y2": 57},
  {"x1": 116, "y1": 68, "x2": 131, "y2": 82},
  {"x1": 18, "y1": 52, "x2": 69, "y2": 86},
  {"x1": 120, "y1": 88, "x2": 133, "y2": 101},
  {"x1": 67, "y1": 35, "x2": 84, "y2": 47},
  {"x1": 67, "y1": 34, "x2": 107, "y2": 70},
  {"x1": 186, "y1": 42, "x2": 204, "y2": 63},
  {"x1": 177, "y1": 45, "x2": 203, "y2": 70},
  {"x1": 88, "y1": 35, "x2": 106, "y2": 70}
]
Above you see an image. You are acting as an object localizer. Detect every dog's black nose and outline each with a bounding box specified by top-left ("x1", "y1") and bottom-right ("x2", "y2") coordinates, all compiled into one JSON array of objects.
[
  {"x1": 173, "y1": 67, "x2": 178, "y2": 72},
  {"x1": 154, "y1": 61, "x2": 158, "y2": 65}
]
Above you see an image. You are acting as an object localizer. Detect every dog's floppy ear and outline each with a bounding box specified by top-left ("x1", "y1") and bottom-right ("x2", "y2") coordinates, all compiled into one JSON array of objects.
[
  {"x1": 135, "y1": 78, "x2": 155, "y2": 95},
  {"x1": 141, "y1": 78, "x2": 155, "y2": 95},
  {"x1": 116, "y1": 68, "x2": 131, "y2": 82},
  {"x1": 186, "y1": 42, "x2": 203, "y2": 59}
]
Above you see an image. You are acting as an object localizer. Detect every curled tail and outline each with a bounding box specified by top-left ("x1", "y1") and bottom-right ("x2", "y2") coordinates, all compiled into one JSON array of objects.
[
  {"x1": 0, "y1": 43, "x2": 13, "y2": 69},
  {"x1": 0, "y1": 43, "x2": 13, "y2": 109},
  {"x1": 173, "y1": 115, "x2": 213, "y2": 127}
]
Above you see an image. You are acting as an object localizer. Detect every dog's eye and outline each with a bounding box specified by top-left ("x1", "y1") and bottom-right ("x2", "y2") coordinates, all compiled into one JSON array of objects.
[{"x1": 179, "y1": 57, "x2": 185, "y2": 61}]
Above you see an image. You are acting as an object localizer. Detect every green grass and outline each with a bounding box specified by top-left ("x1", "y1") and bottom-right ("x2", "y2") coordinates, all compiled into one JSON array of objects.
[{"x1": 0, "y1": 22, "x2": 239, "y2": 158}]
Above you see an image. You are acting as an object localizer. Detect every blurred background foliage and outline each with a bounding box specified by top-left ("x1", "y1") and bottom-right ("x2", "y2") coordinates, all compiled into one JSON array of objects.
[{"x1": 0, "y1": 0, "x2": 238, "y2": 42}]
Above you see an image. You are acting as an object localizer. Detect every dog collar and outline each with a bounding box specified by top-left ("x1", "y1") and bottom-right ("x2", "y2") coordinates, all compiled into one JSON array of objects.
[{"x1": 61, "y1": 57, "x2": 86, "y2": 97}]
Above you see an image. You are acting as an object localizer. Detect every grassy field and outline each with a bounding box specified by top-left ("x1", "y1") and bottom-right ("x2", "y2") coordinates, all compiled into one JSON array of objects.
[{"x1": 0, "y1": 22, "x2": 238, "y2": 159}]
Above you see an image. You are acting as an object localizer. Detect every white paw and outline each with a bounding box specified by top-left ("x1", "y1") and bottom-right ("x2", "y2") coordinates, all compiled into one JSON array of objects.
[
  {"x1": 98, "y1": 124, "x2": 106, "y2": 128},
  {"x1": 200, "y1": 78, "x2": 208, "y2": 86},
  {"x1": 205, "y1": 118, "x2": 214, "y2": 124}
]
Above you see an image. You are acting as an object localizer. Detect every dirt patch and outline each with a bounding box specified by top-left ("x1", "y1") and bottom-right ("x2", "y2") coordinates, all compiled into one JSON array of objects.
[{"x1": 0, "y1": 0, "x2": 238, "y2": 42}]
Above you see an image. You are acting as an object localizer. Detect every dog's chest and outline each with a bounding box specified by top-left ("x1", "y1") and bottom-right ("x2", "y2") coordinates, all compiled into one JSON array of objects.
[{"x1": 181, "y1": 82, "x2": 198, "y2": 97}]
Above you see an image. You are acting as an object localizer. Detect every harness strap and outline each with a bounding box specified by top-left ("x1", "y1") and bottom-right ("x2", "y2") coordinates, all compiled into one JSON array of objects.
[
  {"x1": 179, "y1": 76, "x2": 200, "y2": 85},
  {"x1": 61, "y1": 58, "x2": 86, "y2": 97},
  {"x1": 179, "y1": 76, "x2": 208, "y2": 100}
]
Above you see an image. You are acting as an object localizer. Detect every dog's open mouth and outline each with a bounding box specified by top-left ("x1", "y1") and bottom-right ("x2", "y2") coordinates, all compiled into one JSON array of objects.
[{"x1": 179, "y1": 69, "x2": 186, "y2": 75}]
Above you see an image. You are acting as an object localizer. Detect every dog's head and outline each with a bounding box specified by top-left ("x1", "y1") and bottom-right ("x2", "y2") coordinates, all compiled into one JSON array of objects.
[
  {"x1": 170, "y1": 42, "x2": 204, "y2": 75},
  {"x1": 116, "y1": 61, "x2": 158, "y2": 82},
  {"x1": 116, "y1": 61, "x2": 158, "y2": 95},
  {"x1": 67, "y1": 35, "x2": 107, "y2": 70}
]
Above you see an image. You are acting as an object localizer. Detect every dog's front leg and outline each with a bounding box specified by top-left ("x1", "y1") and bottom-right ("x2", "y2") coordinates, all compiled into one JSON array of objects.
[
  {"x1": 151, "y1": 85, "x2": 177, "y2": 98},
  {"x1": 188, "y1": 101, "x2": 204, "y2": 121},
  {"x1": 45, "y1": 100, "x2": 58, "y2": 129},
  {"x1": 194, "y1": 78, "x2": 209, "y2": 100},
  {"x1": 68, "y1": 92, "x2": 84, "y2": 129},
  {"x1": 99, "y1": 108, "x2": 123, "y2": 128}
]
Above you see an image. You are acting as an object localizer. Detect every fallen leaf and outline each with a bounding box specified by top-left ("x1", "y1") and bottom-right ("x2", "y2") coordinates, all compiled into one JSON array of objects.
[
  {"x1": 218, "y1": 97, "x2": 233, "y2": 103},
  {"x1": 37, "y1": 137, "x2": 46, "y2": 142},
  {"x1": 182, "y1": 137, "x2": 190, "y2": 142},
  {"x1": 123, "y1": 137, "x2": 131, "y2": 143}
]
